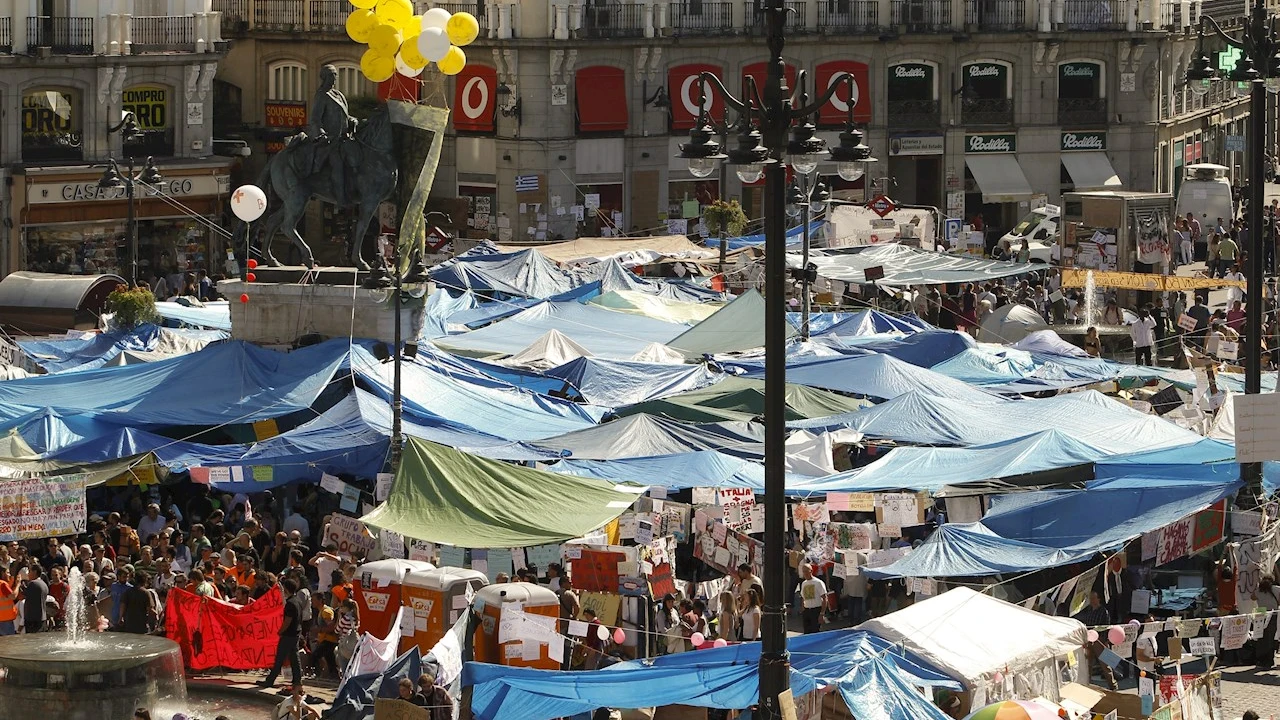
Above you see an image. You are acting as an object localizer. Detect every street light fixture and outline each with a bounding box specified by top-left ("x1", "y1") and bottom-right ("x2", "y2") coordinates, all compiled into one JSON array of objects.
[
  {"x1": 98, "y1": 155, "x2": 163, "y2": 288},
  {"x1": 676, "y1": 4, "x2": 874, "y2": 715},
  {"x1": 1187, "y1": 0, "x2": 1280, "y2": 500}
]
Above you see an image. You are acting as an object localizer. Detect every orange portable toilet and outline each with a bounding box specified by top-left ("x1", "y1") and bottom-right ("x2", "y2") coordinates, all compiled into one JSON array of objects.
[
  {"x1": 473, "y1": 583, "x2": 561, "y2": 670},
  {"x1": 353, "y1": 558, "x2": 435, "y2": 638},
  {"x1": 399, "y1": 567, "x2": 489, "y2": 654}
]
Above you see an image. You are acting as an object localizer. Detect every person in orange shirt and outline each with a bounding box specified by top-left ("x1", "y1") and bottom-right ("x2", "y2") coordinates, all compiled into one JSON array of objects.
[
  {"x1": 0, "y1": 566, "x2": 17, "y2": 635},
  {"x1": 227, "y1": 554, "x2": 257, "y2": 589},
  {"x1": 328, "y1": 570, "x2": 352, "y2": 606}
]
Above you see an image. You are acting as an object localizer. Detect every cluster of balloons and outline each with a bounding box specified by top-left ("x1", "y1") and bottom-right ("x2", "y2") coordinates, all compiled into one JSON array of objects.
[
  {"x1": 689, "y1": 632, "x2": 729, "y2": 649},
  {"x1": 345, "y1": 0, "x2": 479, "y2": 82}
]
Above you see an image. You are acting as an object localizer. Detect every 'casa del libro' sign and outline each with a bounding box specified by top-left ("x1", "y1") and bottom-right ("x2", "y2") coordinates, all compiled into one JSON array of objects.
[
  {"x1": 966, "y1": 134, "x2": 1016, "y2": 153},
  {"x1": 1061, "y1": 131, "x2": 1107, "y2": 151}
]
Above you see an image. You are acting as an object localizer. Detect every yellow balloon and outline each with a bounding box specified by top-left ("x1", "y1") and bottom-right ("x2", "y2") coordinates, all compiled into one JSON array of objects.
[
  {"x1": 375, "y1": 0, "x2": 414, "y2": 27},
  {"x1": 398, "y1": 35, "x2": 428, "y2": 69},
  {"x1": 349, "y1": 0, "x2": 376, "y2": 8},
  {"x1": 367, "y1": 22, "x2": 403, "y2": 55},
  {"x1": 345, "y1": 8, "x2": 378, "y2": 43},
  {"x1": 445, "y1": 12, "x2": 480, "y2": 46},
  {"x1": 437, "y1": 45, "x2": 466, "y2": 76},
  {"x1": 361, "y1": 49, "x2": 396, "y2": 83}
]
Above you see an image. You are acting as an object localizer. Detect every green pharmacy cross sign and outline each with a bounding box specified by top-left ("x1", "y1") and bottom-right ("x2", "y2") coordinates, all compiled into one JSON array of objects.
[{"x1": 1217, "y1": 47, "x2": 1243, "y2": 74}]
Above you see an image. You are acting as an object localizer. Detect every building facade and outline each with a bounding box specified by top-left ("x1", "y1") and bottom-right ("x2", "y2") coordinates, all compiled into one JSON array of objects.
[
  {"x1": 0, "y1": 0, "x2": 233, "y2": 280},
  {"x1": 214, "y1": 0, "x2": 1252, "y2": 249}
]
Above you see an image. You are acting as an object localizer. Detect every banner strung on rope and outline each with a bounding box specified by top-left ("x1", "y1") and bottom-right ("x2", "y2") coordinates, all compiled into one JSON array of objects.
[
  {"x1": 0, "y1": 474, "x2": 87, "y2": 541},
  {"x1": 164, "y1": 585, "x2": 284, "y2": 670},
  {"x1": 1061, "y1": 268, "x2": 1246, "y2": 291}
]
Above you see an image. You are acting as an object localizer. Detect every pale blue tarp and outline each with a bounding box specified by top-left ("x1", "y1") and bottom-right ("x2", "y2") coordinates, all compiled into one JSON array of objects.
[
  {"x1": 1096, "y1": 438, "x2": 1237, "y2": 468},
  {"x1": 155, "y1": 300, "x2": 232, "y2": 331},
  {"x1": 445, "y1": 297, "x2": 539, "y2": 330},
  {"x1": 787, "y1": 312, "x2": 853, "y2": 334},
  {"x1": 429, "y1": 248, "x2": 577, "y2": 298},
  {"x1": 552, "y1": 450, "x2": 769, "y2": 489},
  {"x1": 581, "y1": 260, "x2": 724, "y2": 302},
  {"x1": 818, "y1": 330, "x2": 975, "y2": 368},
  {"x1": 866, "y1": 477, "x2": 1239, "y2": 578},
  {"x1": 815, "y1": 310, "x2": 932, "y2": 337},
  {"x1": 0, "y1": 339, "x2": 349, "y2": 427},
  {"x1": 792, "y1": 390, "x2": 1203, "y2": 455},
  {"x1": 702, "y1": 220, "x2": 822, "y2": 250},
  {"x1": 730, "y1": 352, "x2": 996, "y2": 403},
  {"x1": 352, "y1": 346, "x2": 603, "y2": 442},
  {"x1": 929, "y1": 347, "x2": 1041, "y2": 385},
  {"x1": 464, "y1": 629, "x2": 959, "y2": 720},
  {"x1": 795, "y1": 244, "x2": 1037, "y2": 286},
  {"x1": 543, "y1": 356, "x2": 723, "y2": 407},
  {"x1": 18, "y1": 324, "x2": 227, "y2": 373},
  {"x1": 536, "y1": 413, "x2": 764, "y2": 460},
  {"x1": 420, "y1": 289, "x2": 480, "y2": 340},
  {"x1": 1, "y1": 408, "x2": 124, "y2": 454},
  {"x1": 930, "y1": 347, "x2": 1179, "y2": 393},
  {"x1": 434, "y1": 301, "x2": 685, "y2": 360},
  {"x1": 793, "y1": 430, "x2": 1106, "y2": 493},
  {"x1": 838, "y1": 653, "x2": 954, "y2": 720}
]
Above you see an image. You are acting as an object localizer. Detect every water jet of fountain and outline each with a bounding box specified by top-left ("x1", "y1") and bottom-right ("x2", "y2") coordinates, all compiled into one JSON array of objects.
[
  {"x1": 1083, "y1": 269, "x2": 1098, "y2": 326},
  {"x1": 64, "y1": 566, "x2": 86, "y2": 646}
]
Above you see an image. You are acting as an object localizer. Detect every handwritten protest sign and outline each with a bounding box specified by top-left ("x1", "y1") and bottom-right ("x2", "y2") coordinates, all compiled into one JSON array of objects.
[
  {"x1": 0, "y1": 474, "x2": 87, "y2": 541},
  {"x1": 164, "y1": 586, "x2": 284, "y2": 670}
]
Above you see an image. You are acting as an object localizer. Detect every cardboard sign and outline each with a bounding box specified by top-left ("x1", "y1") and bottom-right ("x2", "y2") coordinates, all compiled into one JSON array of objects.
[
  {"x1": 327, "y1": 514, "x2": 378, "y2": 558},
  {"x1": 375, "y1": 697, "x2": 431, "y2": 720},
  {"x1": 570, "y1": 548, "x2": 626, "y2": 593},
  {"x1": 1177, "y1": 313, "x2": 1199, "y2": 332},
  {"x1": 1188, "y1": 636, "x2": 1215, "y2": 656}
]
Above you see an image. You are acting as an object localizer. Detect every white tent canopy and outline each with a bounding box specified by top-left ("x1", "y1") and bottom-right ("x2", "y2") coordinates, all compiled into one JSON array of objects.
[
  {"x1": 501, "y1": 329, "x2": 593, "y2": 369},
  {"x1": 859, "y1": 587, "x2": 1087, "y2": 693}
]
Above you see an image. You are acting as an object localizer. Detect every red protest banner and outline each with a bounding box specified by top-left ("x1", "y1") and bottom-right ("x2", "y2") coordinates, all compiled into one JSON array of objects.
[
  {"x1": 570, "y1": 548, "x2": 625, "y2": 593},
  {"x1": 164, "y1": 585, "x2": 283, "y2": 670}
]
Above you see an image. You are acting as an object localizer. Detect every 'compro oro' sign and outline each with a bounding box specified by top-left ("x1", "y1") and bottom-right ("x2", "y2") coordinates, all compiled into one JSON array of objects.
[{"x1": 122, "y1": 86, "x2": 169, "y2": 130}]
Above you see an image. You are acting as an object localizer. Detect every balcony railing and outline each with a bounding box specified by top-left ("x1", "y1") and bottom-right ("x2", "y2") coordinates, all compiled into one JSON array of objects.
[
  {"x1": 254, "y1": 0, "x2": 305, "y2": 30},
  {"x1": 1058, "y1": 97, "x2": 1108, "y2": 126},
  {"x1": 818, "y1": 0, "x2": 880, "y2": 32},
  {"x1": 132, "y1": 16, "x2": 197, "y2": 52},
  {"x1": 213, "y1": 0, "x2": 251, "y2": 31},
  {"x1": 27, "y1": 16, "x2": 94, "y2": 53},
  {"x1": 890, "y1": 0, "x2": 952, "y2": 31},
  {"x1": 669, "y1": 1, "x2": 735, "y2": 34},
  {"x1": 965, "y1": 0, "x2": 1024, "y2": 29},
  {"x1": 1200, "y1": 0, "x2": 1246, "y2": 26},
  {"x1": 308, "y1": 0, "x2": 347, "y2": 32},
  {"x1": 579, "y1": 3, "x2": 648, "y2": 37},
  {"x1": 1060, "y1": 0, "x2": 1126, "y2": 29},
  {"x1": 743, "y1": 1, "x2": 809, "y2": 32},
  {"x1": 962, "y1": 97, "x2": 1013, "y2": 125},
  {"x1": 0, "y1": 17, "x2": 11, "y2": 53},
  {"x1": 886, "y1": 99, "x2": 941, "y2": 128}
]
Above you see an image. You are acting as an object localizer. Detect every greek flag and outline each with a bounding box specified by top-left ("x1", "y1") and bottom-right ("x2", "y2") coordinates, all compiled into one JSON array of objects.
[{"x1": 515, "y1": 174, "x2": 539, "y2": 192}]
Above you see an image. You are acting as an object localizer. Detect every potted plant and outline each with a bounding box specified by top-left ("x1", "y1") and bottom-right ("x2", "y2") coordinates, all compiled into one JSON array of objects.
[{"x1": 106, "y1": 284, "x2": 161, "y2": 331}]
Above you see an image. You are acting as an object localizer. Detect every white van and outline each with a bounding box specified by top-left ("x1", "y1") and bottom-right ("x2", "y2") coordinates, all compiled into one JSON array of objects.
[
  {"x1": 999, "y1": 204, "x2": 1059, "y2": 263},
  {"x1": 1175, "y1": 164, "x2": 1234, "y2": 255}
]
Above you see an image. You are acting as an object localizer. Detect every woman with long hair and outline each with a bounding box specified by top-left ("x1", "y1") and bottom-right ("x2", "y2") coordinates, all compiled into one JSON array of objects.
[
  {"x1": 739, "y1": 588, "x2": 762, "y2": 641},
  {"x1": 716, "y1": 590, "x2": 738, "y2": 642}
]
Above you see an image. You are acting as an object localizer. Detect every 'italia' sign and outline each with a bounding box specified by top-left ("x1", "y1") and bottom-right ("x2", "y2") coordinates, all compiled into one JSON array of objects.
[
  {"x1": 966, "y1": 134, "x2": 1016, "y2": 153},
  {"x1": 1061, "y1": 131, "x2": 1107, "y2": 151}
]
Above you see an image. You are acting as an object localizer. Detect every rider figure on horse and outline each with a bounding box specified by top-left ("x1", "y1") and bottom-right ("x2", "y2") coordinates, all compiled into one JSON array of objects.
[{"x1": 303, "y1": 64, "x2": 356, "y2": 199}]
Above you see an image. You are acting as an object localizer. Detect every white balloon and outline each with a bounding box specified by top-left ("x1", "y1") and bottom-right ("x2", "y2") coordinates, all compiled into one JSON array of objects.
[
  {"x1": 417, "y1": 27, "x2": 450, "y2": 62},
  {"x1": 395, "y1": 54, "x2": 425, "y2": 77},
  {"x1": 421, "y1": 7, "x2": 451, "y2": 30},
  {"x1": 596, "y1": 624, "x2": 610, "y2": 641},
  {"x1": 231, "y1": 184, "x2": 267, "y2": 222}
]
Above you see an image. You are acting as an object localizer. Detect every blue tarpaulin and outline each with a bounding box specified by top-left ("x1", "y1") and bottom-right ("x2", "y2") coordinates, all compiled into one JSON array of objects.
[
  {"x1": 815, "y1": 310, "x2": 932, "y2": 337},
  {"x1": 792, "y1": 390, "x2": 1203, "y2": 455},
  {"x1": 434, "y1": 301, "x2": 685, "y2": 360},
  {"x1": 464, "y1": 629, "x2": 959, "y2": 720},
  {"x1": 429, "y1": 248, "x2": 578, "y2": 298},
  {"x1": 702, "y1": 220, "x2": 822, "y2": 250},
  {"x1": 543, "y1": 356, "x2": 723, "y2": 407},
  {"x1": 727, "y1": 352, "x2": 997, "y2": 403},
  {"x1": 420, "y1": 289, "x2": 480, "y2": 340},
  {"x1": 154, "y1": 300, "x2": 232, "y2": 331},
  {"x1": 536, "y1": 413, "x2": 763, "y2": 460},
  {"x1": 552, "y1": 450, "x2": 769, "y2": 488},
  {"x1": 794, "y1": 430, "x2": 1105, "y2": 493},
  {"x1": 19, "y1": 324, "x2": 227, "y2": 373},
  {"x1": 0, "y1": 339, "x2": 348, "y2": 427},
  {"x1": 819, "y1": 331, "x2": 975, "y2": 368}
]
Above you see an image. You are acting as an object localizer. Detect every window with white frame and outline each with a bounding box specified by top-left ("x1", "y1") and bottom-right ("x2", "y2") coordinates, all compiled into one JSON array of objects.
[
  {"x1": 268, "y1": 62, "x2": 308, "y2": 102},
  {"x1": 333, "y1": 63, "x2": 374, "y2": 99}
]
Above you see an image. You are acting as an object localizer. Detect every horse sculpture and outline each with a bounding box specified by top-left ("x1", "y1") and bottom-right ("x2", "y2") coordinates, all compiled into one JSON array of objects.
[{"x1": 254, "y1": 106, "x2": 398, "y2": 269}]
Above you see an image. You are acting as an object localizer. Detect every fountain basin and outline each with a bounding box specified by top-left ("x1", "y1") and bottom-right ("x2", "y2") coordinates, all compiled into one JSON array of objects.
[{"x1": 0, "y1": 633, "x2": 187, "y2": 720}]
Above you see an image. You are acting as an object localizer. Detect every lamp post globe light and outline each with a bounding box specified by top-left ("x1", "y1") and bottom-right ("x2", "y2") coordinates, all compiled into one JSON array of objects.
[
  {"x1": 676, "y1": 1, "x2": 874, "y2": 716},
  {"x1": 1186, "y1": 0, "x2": 1280, "y2": 500}
]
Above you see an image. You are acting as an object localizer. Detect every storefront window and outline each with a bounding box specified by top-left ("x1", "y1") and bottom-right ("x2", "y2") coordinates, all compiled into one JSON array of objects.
[
  {"x1": 25, "y1": 218, "x2": 209, "y2": 277},
  {"x1": 960, "y1": 62, "x2": 1012, "y2": 125},
  {"x1": 1057, "y1": 62, "x2": 1106, "y2": 126},
  {"x1": 22, "y1": 88, "x2": 82, "y2": 162},
  {"x1": 122, "y1": 85, "x2": 176, "y2": 157}
]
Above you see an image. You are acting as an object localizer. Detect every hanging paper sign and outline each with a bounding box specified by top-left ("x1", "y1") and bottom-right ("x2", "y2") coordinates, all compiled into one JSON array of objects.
[
  {"x1": 876, "y1": 493, "x2": 922, "y2": 527},
  {"x1": 718, "y1": 488, "x2": 756, "y2": 507},
  {"x1": 570, "y1": 548, "x2": 625, "y2": 593},
  {"x1": 0, "y1": 474, "x2": 87, "y2": 541},
  {"x1": 648, "y1": 561, "x2": 677, "y2": 599},
  {"x1": 832, "y1": 522, "x2": 878, "y2": 551},
  {"x1": 1188, "y1": 637, "x2": 1216, "y2": 656},
  {"x1": 1157, "y1": 517, "x2": 1193, "y2": 565}
]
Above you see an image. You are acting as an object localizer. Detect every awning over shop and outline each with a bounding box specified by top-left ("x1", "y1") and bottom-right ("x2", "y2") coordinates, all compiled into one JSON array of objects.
[
  {"x1": 965, "y1": 155, "x2": 1033, "y2": 203},
  {"x1": 1061, "y1": 151, "x2": 1121, "y2": 190}
]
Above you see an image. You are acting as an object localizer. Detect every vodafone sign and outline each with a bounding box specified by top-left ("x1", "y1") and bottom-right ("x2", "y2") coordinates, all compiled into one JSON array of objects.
[
  {"x1": 815, "y1": 61, "x2": 870, "y2": 126},
  {"x1": 668, "y1": 64, "x2": 724, "y2": 131},
  {"x1": 453, "y1": 64, "x2": 497, "y2": 133}
]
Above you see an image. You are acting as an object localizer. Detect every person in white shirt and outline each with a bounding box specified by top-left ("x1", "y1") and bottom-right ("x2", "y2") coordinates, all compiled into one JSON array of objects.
[
  {"x1": 1224, "y1": 264, "x2": 1246, "y2": 307},
  {"x1": 274, "y1": 684, "x2": 320, "y2": 720},
  {"x1": 1205, "y1": 322, "x2": 1225, "y2": 357},
  {"x1": 136, "y1": 504, "x2": 168, "y2": 544},
  {"x1": 1129, "y1": 307, "x2": 1157, "y2": 366},
  {"x1": 309, "y1": 543, "x2": 342, "y2": 594},
  {"x1": 798, "y1": 564, "x2": 827, "y2": 634}
]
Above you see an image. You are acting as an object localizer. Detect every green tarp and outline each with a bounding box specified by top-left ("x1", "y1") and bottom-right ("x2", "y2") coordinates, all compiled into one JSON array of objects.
[
  {"x1": 668, "y1": 289, "x2": 796, "y2": 358},
  {"x1": 615, "y1": 376, "x2": 869, "y2": 423},
  {"x1": 361, "y1": 438, "x2": 645, "y2": 548}
]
